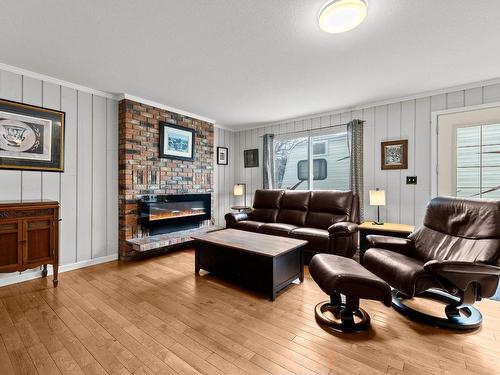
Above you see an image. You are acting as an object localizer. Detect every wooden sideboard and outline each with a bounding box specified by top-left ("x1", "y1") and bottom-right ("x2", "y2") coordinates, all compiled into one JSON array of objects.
[{"x1": 0, "y1": 200, "x2": 59, "y2": 286}]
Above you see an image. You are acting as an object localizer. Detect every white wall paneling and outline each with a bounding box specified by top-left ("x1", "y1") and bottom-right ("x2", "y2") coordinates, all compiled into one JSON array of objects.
[
  {"x1": 92, "y1": 95, "x2": 108, "y2": 259},
  {"x1": 106, "y1": 99, "x2": 119, "y2": 256},
  {"x1": 0, "y1": 68, "x2": 119, "y2": 286},
  {"x1": 76, "y1": 91, "x2": 93, "y2": 262},
  {"x1": 400, "y1": 100, "x2": 416, "y2": 226},
  {"x1": 231, "y1": 81, "x2": 500, "y2": 226},
  {"x1": 60, "y1": 87, "x2": 78, "y2": 265},
  {"x1": 214, "y1": 127, "x2": 235, "y2": 226}
]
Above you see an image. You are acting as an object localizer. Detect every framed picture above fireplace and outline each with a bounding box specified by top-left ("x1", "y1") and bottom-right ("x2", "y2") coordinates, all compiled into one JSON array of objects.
[
  {"x1": 159, "y1": 122, "x2": 195, "y2": 161},
  {"x1": 0, "y1": 98, "x2": 65, "y2": 172}
]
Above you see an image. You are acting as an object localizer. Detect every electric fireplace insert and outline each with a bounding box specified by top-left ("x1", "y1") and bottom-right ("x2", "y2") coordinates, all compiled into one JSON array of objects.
[{"x1": 139, "y1": 193, "x2": 211, "y2": 236}]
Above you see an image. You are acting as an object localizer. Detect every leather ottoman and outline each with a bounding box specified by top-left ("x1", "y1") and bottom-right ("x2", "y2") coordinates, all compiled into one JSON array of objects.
[{"x1": 309, "y1": 254, "x2": 392, "y2": 332}]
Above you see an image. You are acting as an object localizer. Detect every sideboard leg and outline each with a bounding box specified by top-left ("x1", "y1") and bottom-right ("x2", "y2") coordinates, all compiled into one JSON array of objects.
[{"x1": 53, "y1": 263, "x2": 59, "y2": 287}]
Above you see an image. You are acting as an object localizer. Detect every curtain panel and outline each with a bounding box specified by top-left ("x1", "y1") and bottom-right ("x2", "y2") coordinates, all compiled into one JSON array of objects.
[
  {"x1": 347, "y1": 119, "x2": 364, "y2": 220},
  {"x1": 263, "y1": 133, "x2": 275, "y2": 189}
]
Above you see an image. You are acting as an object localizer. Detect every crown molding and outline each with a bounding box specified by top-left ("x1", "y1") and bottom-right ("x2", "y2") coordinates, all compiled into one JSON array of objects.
[
  {"x1": 214, "y1": 123, "x2": 235, "y2": 132},
  {"x1": 117, "y1": 93, "x2": 216, "y2": 124},
  {"x1": 0, "y1": 61, "x2": 219, "y2": 124},
  {"x1": 236, "y1": 76, "x2": 500, "y2": 132},
  {"x1": 0, "y1": 61, "x2": 116, "y2": 99}
]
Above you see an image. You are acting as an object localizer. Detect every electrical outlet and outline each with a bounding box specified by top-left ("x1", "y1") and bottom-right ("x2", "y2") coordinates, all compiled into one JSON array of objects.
[{"x1": 406, "y1": 176, "x2": 417, "y2": 185}]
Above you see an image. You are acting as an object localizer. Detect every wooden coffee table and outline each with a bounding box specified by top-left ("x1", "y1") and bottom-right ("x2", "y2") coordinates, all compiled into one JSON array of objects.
[{"x1": 192, "y1": 229, "x2": 307, "y2": 301}]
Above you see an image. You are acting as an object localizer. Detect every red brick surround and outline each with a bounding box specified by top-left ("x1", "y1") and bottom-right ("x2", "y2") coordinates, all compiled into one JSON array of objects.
[{"x1": 118, "y1": 99, "x2": 214, "y2": 260}]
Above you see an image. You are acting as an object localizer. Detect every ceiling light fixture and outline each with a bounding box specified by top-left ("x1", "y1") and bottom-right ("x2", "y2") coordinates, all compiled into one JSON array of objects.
[{"x1": 318, "y1": 0, "x2": 367, "y2": 34}]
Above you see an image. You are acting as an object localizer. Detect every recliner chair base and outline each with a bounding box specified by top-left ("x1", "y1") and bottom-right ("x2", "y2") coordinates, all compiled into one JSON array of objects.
[
  {"x1": 314, "y1": 299, "x2": 371, "y2": 333},
  {"x1": 391, "y1": 289, "x2": 482, "y2": 330}
]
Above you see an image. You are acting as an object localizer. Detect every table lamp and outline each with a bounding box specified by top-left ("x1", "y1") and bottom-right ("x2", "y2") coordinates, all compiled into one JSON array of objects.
[
  {"x1": 369, "y1": 188, "x2": 385, "y2": 225},
  {"x1": 233, "y1": 183, "x2": 246, "y2": 207}
]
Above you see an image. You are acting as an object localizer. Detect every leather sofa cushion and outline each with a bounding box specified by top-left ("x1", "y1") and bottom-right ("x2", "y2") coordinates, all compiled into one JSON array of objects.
[
  {"x1": 309, "y1": 254, "x2": 392, "y2": 306},
  {"x1": 248, "y1": 209, "x2": 278, "y2": 223},
  {"x1": 306, "y1": 190, "x2": 354, "y2": 229},
  {"x1": 363, "y1": 248, "x2": 438, "y2": 297},
  {"x1": 259, "y1": 223, "x2": 299, "y2": 236},
  {"x1": 253, "y1": 189, "x2": 283, "y2": 209},
  {"x1": 232, "y1": 220, "x2": 265, "y2": 232},
  {"x1": 290, "y1": 227, "x2": 329, "y2": 252},
  {"x1": 409, "y1": 226, "x2": 500, "y2": 265},
  {"x1": 248, "y1": 189, "x2": 284, "y2": 223},
  {"x1": 276, "y1": 190, "x2": 310, "y2": 226}
]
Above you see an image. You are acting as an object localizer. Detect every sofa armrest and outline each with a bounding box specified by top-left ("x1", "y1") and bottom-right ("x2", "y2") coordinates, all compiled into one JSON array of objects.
[
  {"x1": 366, "y1": 235, "x2": 415, "y2": 256},
  {"x1": 328, "y1": 222, "x2": 359, "y2": 237},
  {"x1": 224, "y1": 212, "x2": 249, "y2": 225},
  {"x1": 424, "y1": 260, "x2": 500, "y2": 297}
]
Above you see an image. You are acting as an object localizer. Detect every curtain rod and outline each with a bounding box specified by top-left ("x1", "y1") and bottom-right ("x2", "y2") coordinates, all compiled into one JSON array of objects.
[{"x1": 257, "y1": 120, "x2": 365, "y2": 138}]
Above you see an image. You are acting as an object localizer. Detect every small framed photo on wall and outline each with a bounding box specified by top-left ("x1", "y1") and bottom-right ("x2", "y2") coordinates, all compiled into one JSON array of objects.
[
  {"x1": 244, "y1": 148, "x2": 259, "y2": 168},
  {"x1": 381, "y1": 139, "x2": 408, "y2": 170},
  {"x1": 159, "y1": 122, "x2": 195, "y2": 161},
  {"x1": 217, "y1": 147, "x2": 228, "y2": 165}
]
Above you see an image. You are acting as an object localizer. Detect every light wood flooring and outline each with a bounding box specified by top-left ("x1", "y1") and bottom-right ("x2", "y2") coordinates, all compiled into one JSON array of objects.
[{"x1": 0, "y1": 249, "x2": 499, "y2": 375}]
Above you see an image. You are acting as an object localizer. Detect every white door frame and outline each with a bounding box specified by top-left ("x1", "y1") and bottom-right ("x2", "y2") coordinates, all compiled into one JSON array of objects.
[{"x1": 430, "y1": 100, "x2": 500, "y2": 197}]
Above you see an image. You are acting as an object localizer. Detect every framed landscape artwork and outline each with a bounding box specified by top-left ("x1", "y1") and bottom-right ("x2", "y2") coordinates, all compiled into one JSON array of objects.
[
  {"x1": 381, "y1": 139, "x2": 408, "y2": 170},
  {"x1": 244, "y1": 148, "x2": 259, "y2": 168},
  {"x1": 217, "y1": 146, "x2": 228, "y2": 165},
  {"x1": 159, "y1": 122, "x2": 195, "y2": 161},
  {"x1": 0, "y1": 98, "x2": 65, "y2": 172}
]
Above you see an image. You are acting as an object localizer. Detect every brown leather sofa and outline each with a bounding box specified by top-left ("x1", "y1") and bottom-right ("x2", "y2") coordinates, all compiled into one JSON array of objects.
[
  {"x1": 364, "y1": 196, "x2": 500, "y2": 330},
  {"x1": 225, "y1": 189, "x2": 360, "y2": 259}
]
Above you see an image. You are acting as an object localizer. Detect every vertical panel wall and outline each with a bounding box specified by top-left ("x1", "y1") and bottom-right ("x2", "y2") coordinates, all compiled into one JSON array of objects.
[
  {"x1": 232, "y1": 82, "x2": 500, "y2": 226},
  {"x1": 0, "y1": 68, "x2": 119, "y2": 285},
  {"x1": 213, "y1": 127, "x2": 235, "y2": 226}
]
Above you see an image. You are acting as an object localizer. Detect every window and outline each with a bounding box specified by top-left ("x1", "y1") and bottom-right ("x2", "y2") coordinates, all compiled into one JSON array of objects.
[
  {"x1": 456, "y1": 123, "x2": 500, "y2": 198},
  {"x1": 297, "y1": 159, "x2": 327, "y2": 181},
  {"x1": 312, "y1": 141, "x2": 327, "y2": 156},
  {"x1": 273, "y1": 130, "x2": 350, "y2": 190}
]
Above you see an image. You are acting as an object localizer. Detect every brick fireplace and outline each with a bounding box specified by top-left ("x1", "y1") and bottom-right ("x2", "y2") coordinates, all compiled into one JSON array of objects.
[{"x1": 118, "y1": 99, "x2": 214, "y2": 260}]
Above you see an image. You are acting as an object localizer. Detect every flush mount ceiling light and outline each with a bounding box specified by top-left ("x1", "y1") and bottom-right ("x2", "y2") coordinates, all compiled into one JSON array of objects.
[{"x1": 318, "y1": 0, "x2": 367, "y2": 34}]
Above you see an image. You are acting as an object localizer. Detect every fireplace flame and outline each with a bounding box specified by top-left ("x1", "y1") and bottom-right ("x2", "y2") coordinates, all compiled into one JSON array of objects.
[{"x1": 149, "y1": 208, "x2": 206, "y2": 221}]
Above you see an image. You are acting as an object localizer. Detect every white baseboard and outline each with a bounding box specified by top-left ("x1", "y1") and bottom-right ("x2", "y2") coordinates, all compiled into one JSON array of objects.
[{"x1": 0, "y1": 253, "x2": 119, "y2": 288}]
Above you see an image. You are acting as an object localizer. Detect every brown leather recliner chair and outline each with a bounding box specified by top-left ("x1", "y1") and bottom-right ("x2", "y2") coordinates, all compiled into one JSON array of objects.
[{"x1": 364, "y1": 196, "x2": 500, "y2": 330}]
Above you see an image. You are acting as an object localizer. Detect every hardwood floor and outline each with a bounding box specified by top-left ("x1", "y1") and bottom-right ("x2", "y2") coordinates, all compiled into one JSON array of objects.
[{"x1": 0, "y1": 249, "x2": 499, "y2": 375}]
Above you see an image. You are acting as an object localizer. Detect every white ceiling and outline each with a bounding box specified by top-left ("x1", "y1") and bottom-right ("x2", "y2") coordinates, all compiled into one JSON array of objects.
[{"x1": 1, "y1": 1, "x2": 500, "y2": 129}]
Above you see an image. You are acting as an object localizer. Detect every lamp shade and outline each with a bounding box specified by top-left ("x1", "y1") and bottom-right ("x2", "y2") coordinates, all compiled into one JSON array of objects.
[
  {"x1": 233, "y1": 184, "x2": 245, "y2": 196},
  {"x1": 369, "y1": 189, "x2": 386, "y2": 206}
]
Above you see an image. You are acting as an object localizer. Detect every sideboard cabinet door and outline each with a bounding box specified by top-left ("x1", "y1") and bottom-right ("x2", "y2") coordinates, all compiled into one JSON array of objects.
[
  {"x1": 23, "y1": 218, "x2": 54, "y2": 266},
  {"x1": 0, "y1": 221, "x2": 21, "y2": 272}
]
